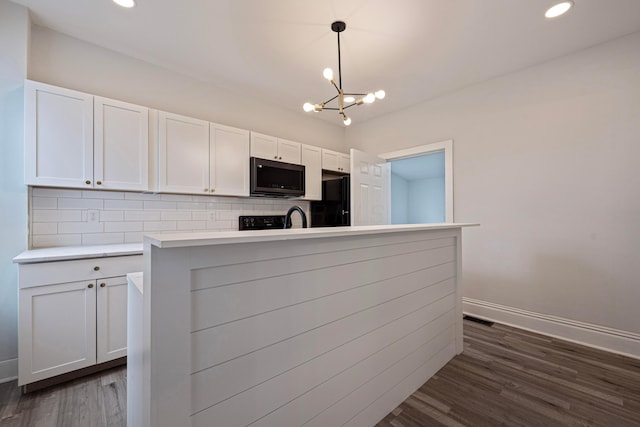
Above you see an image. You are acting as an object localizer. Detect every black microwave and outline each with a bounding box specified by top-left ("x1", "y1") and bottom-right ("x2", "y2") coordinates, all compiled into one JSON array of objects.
[{"x1": 250, "y1": 157, "x2": 305, "y2": 197}]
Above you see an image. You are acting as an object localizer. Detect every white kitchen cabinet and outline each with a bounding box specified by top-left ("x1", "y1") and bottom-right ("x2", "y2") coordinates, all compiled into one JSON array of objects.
[
  {"x1": 301, "y1": 144, "x2": 322, "y2": 200},
  {"x1": 19, "y1": 280, "x2": 97, "y2": 385},
  {"x1": 96, "y1": 276, "x2": 128, "y2": 364},
  {"x1": 250, "y1": 132, "x2": 302, "y2": 164},
  {"x1": 210, "y1": 123, "x2": 250, "y2": 197},
  {"x1": 321, "y1": 148, "x2": 350, "y2": 173},
  {"x1": 25, "y1": 80, "x2": 93, "y2": 188},
  {"x1": 94, "y1": 97, "x2": 149, "y2": 191},
  {"x1": 25, "y1": 80, "x2": 149, "y2": 191},
  {"x1": 158, "y1": 111, "x2": 210, "y2": 195},
  {"x1": 16, "y1": 253, "x2": 142, "y2": 387}
]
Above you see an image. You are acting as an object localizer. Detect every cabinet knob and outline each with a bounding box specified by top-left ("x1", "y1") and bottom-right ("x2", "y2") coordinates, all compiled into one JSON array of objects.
[
  {"x1": 85, "y1": 180, "x2": 91, "y2": 185},
  {"x1": 94, "y1": 266, "x2": 100, "y2": 271},
  {"x1": 96, "y1": 181, "x2": 102, "y2": 185},
  {"x1": 274, "y1": 156, "x2": 278, "y2": 159},
  {"x1": 279, "y1": 156, "x2": 282, "y2": 160},
  {"x1": 88, "y1": 284, "x2": 94, "y2": 289},
  {"x1": 204, "y1": 188, "x2": 209, "y2": 192},
  {"x1": 100, "y1": 283, "x2": 106, "y2": 288},
  {"x1": 210, "y1": 189, "x2": 215, "y2": 193}
]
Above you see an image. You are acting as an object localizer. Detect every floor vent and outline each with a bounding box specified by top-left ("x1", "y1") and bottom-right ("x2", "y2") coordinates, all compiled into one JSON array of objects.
[{"x1": 463, "y1": 315, "x2": 495, "y2": 327}]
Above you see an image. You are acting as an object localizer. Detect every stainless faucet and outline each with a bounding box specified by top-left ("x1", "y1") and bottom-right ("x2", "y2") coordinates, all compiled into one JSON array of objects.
[{"x1": 284, "y1": 206, "x2": 308, "y2": 229}]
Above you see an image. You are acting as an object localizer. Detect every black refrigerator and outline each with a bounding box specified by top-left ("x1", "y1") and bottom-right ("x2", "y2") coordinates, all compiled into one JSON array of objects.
[{"x1": 310, "y1": 177, "x2": 350, "y2": 227}]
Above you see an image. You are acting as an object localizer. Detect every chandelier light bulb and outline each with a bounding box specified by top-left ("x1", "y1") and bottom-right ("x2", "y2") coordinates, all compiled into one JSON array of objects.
[
  {"x1": 343, "y1": 116, "x2": 352, "y2": 126},
  {"x1": 344, "y1": 96, "x2": 355, "y2": 103},
  {"x1": 303, "y1": 102, "x2": 314, "y2": 112},
  {"x1": 323, "y1": 68, "x2": 334, "y2": 81},
  {"x1": 363, "y1": 93, "x2": 376, "y2": 104},
  {"x1": 374, "y1": 90, "x2": 386, "y2": 100}
]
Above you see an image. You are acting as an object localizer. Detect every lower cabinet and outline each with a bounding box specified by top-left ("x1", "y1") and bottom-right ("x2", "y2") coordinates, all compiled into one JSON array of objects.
[
  {"x1": 19, "y1": 280, "x2": 97, "y2": 384},
  {"x1": 17, "y1": 254, "x2": 141, "y2": 387}
]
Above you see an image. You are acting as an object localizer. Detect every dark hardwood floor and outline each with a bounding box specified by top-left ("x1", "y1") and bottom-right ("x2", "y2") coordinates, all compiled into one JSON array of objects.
[{"x1": 1, "y1": 319, "x2": 639, "y2": 426}]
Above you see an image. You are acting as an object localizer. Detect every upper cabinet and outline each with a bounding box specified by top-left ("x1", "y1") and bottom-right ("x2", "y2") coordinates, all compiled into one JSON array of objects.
[
  {"x1": 156, "y1": 111, "x2": 250, "y2": 197},
  {"x1": 250, "y1": 132, "x2": 301, "y2": 164},
  {"x1": 157, "y1": 111, "x2": 210, "y2": 195},
  {"x1": 25, "y1": 80, "x2": 149, "y2": 191},
  {"x1": 321, "y1": 148, "x2": 350, "y2": 173},
  {"x1": 301, "y1": 144, "x2": 322, "y2": 201},
  {"x1": 94, "y1": 97, "x2": 149, "y2": 191},
  {"x1": 210, "y1": 123, "x2": 250, "y2": 197}
]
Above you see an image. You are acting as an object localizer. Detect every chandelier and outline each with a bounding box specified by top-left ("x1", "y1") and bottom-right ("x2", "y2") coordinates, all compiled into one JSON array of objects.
[{"x1": 303, "y1": 21, "x2": 385, "y2": 126}]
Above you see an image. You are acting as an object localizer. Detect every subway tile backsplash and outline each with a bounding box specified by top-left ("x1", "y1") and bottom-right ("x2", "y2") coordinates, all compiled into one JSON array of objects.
[{"x1": 29, "y1": 187, "x2": 310, "y2": 248}]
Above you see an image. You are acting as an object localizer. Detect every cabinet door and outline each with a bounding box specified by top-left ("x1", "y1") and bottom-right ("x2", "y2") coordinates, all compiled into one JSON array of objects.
[
  {"x1": 321, "y1": 148, "x2": 340, "y2": 172},
  {"x1": 210, "y1": 123, "x2": 250, "y2": 197},
  {"x1": 158, "y1": 111, "x2": 210, "y2": 195},
  {"x1": 338, "y1": 153, "x2": 351, "y2": 173},
  {"x1": 24, "y1": 80, "x2": 94, "y2": 188},
  {"x1": 97, "y1": 276, "x2": 128, "y2": 363},
  {"x1": 301, "y1": 144, "x2": 322, "y2": 200},
  {"x1": 18, "y1": 281, "x2": 97, "y2": 386},
  {"x1": 94, "y1": 97, "x2": 149, "y2": 191},
  {"x1": 250, "y1": 132, "x2": 278, "y2": 160},
  {"x1": 277, "y1": 138, "x2": 302, "y2": 164}
]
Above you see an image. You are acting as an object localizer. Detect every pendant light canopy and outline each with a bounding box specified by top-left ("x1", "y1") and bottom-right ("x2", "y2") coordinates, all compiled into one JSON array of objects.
[{"x1": 303, "y1": 21, "x2": 385, "y2": 126}]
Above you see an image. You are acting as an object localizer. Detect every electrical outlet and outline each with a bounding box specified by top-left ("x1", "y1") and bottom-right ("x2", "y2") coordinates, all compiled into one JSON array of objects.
[{"x1": 87, "y1": 210, "x2": 99, "y2": 223}]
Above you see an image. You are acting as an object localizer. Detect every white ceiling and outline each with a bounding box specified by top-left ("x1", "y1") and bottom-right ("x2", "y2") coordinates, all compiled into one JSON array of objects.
[
  {"x1": 12, "y1": 0, "x2": 640, "y2": 126},
  {"x1": 391, "y1": 151, "x2": 445, "y2": 181}
]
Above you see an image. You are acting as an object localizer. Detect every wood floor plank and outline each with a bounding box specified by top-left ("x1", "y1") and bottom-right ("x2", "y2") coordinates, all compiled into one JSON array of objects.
[{"x1": 1, "y1": 320, "x2": 638, "y2": 426}]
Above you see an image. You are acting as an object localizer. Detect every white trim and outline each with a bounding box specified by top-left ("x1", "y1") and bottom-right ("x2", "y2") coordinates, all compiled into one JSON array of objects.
[
  {"x1": 379, "y1": 140, "x2": 454, "y2": 223},
  {"x1": 0, "y1": 358, "x2": 18, "y2": 384},
  {"x1": 463, "y1": 297, "x2": 640, "y2": 360}
]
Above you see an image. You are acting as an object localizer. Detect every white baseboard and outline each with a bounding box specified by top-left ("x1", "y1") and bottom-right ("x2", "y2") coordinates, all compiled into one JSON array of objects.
[
  {"x1": 0, "y1": 358, "x2": 18, "y2": 384},
  {"x1": 463, "y1": 297, "x2": 640, "y2": 360}
]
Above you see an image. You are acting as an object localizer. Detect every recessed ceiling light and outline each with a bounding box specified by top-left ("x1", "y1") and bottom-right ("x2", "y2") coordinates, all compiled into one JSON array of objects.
[
  {"x1": 113, "y1": 0, "x2": 135, "y2": 8},
  {"x1": 545, "y1": 1, "x2": 573, "y2": 19}
]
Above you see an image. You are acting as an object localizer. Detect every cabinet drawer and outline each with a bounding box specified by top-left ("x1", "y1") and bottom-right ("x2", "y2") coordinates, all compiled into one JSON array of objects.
[{"x1": 19, "y1": 255, "x2": 143, "y2": 289}]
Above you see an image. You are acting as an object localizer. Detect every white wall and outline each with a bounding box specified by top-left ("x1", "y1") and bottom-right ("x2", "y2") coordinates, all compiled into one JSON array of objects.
[
  {"x1": 346, "y1": 32, "x2": 640, "y2": 356},
  {"x1": 28, "y1": 26, "x2": 344, "y2": 151},
  {"x1": 408, "y1": 177, "x2": 445, "y2": 223},
  {"x1": 0, "y1": 0, "x2": 29, "y2": 382}
]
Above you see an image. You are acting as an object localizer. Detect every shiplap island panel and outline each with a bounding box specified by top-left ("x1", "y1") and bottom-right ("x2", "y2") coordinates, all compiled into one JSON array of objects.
[{"x1": 129, "y1": 223, "x2": 476, "y2": 427}]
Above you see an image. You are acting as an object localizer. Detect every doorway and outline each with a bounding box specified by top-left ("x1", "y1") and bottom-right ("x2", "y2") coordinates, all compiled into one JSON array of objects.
[{"x1": 380, "y1": 140, "x2": 453, "y2": 224}]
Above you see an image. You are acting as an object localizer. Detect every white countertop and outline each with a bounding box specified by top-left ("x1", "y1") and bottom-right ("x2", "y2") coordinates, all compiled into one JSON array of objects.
[
  {"x1": 13, "y1": 243, "x2": 144, "y2": 264},
  {"x1": 146, "y1": 223, "x2": 478, "y2": 249}
]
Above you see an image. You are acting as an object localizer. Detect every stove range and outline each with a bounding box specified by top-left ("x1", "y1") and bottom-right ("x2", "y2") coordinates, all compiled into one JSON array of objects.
[{"x1": 239, "y1": 215, "x2": 286, "y2": 231}]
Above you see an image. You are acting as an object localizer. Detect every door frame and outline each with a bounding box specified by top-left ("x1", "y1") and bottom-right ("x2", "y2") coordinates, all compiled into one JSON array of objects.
[{"x1": 378, "y1": 139, "x2": 454, "y2": 223}]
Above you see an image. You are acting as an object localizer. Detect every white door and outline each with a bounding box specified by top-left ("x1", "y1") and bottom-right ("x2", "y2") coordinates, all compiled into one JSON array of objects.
[
  {"x1": 19, "y1": 281, "x2": 97, "y2": 385},
  {"x1": 96, "y1": 276, "x2": 128, "y2": 363},
  {"x1": 158, "y1": 111, "x2": 210, "y2": 195},
  {"x1": 24, "y1": 80, "x2": 94, "y2": 188},
  {"x1": 210, "y1": 123, "x2": 250, "y2": 197},
  {"x1": 301, "y1": 144, "x2": 322, "y2": 201},
  {"x1": 94, "y1": 97, "x2": 149, "y2": 191},
  {"x1": 350, "y1": 149, "x2": 390, "y2": 226}
]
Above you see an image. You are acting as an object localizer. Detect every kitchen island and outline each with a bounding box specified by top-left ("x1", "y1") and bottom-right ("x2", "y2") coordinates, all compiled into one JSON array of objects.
[{"x1": 129, "y1": 223, "x2": 476, "y2": 427}]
